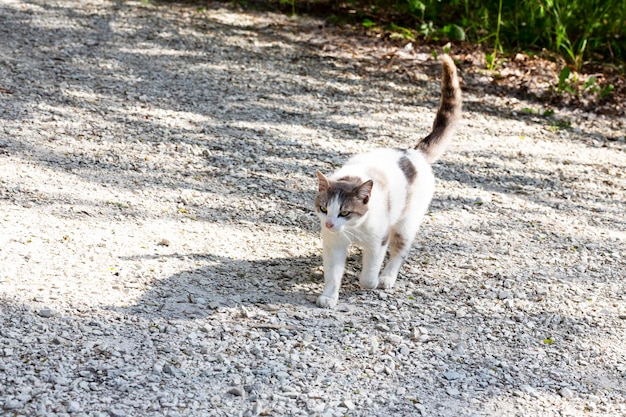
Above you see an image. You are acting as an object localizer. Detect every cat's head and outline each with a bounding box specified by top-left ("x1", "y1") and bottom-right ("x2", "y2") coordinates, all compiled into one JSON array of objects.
[{"x1": 314, "y1": 170, "x2": 373, "y2": 233}]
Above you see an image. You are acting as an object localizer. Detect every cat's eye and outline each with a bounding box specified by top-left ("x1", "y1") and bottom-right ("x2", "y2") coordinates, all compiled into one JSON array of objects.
[
  {"x1": 339, "y1": 211, "x2": 350, "y2": 217},
  {"x1": 319, "y1": 206, "x2": 328, "y2": 213}
]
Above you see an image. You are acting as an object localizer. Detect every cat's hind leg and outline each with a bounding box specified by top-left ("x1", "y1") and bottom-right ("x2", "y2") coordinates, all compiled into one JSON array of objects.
[
  {"x1": 379, "y1": 222, "x2": 419, "y2": 289},
  {"x1": 380, "y1": 175, "x2": 432, "y2": 289}
]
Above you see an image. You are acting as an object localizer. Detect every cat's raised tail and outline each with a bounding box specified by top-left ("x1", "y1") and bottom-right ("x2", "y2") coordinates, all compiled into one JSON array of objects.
[{"x1": 415, "y1": 54, "x2": 462, "y2": 164}]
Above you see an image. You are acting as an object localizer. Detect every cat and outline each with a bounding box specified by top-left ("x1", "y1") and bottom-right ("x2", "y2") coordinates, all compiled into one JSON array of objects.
[{"x1": 314, "y1": 55, "x2": 462, "y2": 309}]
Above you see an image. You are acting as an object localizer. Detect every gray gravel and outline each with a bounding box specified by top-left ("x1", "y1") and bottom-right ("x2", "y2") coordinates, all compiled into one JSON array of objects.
[{"x1": 1, "y1": 1, "x2": 625, "y2": 416}]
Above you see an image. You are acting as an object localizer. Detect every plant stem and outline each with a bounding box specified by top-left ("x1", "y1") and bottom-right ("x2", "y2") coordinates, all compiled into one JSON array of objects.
[{"x1": 494, "y1": 0, "x2": 502, "y2": 59}]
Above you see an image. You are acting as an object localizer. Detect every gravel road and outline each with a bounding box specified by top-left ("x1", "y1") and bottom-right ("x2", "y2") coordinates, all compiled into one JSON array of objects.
[{"x1": 1, "y1": 1, "x2": 625, "y2": 416}]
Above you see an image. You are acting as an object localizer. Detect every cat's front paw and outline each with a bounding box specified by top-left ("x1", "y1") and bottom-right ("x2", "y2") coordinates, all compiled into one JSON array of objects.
[
  {"x1": 316, "y1": 295, "x2": 338, "y2": 309},
  {"x1": 359, "y1": 274, "x2": 379, "y2": 290},
  {"x1": 378, "y1": 274, "x2": 397, "y2": 289}
]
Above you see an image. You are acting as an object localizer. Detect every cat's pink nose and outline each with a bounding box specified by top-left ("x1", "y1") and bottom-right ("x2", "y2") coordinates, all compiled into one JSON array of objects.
[{"x1": 325, "y1": 221, "x2": 334, "y2": 229}]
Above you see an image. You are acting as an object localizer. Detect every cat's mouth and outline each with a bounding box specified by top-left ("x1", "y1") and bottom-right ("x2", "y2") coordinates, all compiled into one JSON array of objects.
[{"x1": 322, "y1": 222, "x2": 343, "y2": 233}]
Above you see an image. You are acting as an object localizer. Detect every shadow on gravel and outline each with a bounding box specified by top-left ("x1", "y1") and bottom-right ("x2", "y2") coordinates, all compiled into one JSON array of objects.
[
  {"x1": 112, "y1": 253, "x2": 323, "y2": 320},
  {"x1": 3, "y1": 0, "x2": 621, "y2": 227},
  {"x1": 434, "y1": 156, "x2": 626, "y2": 231},
  {"x1": 0, "y1": 0, "x2": 386, "y2": 232},
  {"x1": 2, "y1": 3, "x2": 626, "y2": 416}
]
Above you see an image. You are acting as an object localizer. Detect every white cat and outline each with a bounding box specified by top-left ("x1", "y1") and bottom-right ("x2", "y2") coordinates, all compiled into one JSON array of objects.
[{"x1": 314, "y1": 55, "x2": 462, "y2": 308}]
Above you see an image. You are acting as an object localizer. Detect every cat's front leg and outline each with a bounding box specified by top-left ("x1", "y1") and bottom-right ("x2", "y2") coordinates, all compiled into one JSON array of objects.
[
  {"x1": 317, "y1": 236, "x2": 349, "y2": 309},
  {"x1": 359, "y1": 242, "x2": 387, "y2": 290}
]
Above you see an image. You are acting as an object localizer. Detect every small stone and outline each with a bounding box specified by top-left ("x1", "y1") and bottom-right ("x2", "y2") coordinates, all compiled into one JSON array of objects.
[
  {"x1": 38, "y1": 308, "x2": 54, "y2": 318},
  {"x1": 559, "y1": 387, "x2": 575, "y2": 399},
  {"x1": 369, "y1": 336, "x2": 379, "y2": 354},
  {"x1": 251, "y1": 401, "x2": 263, "y2": 416},
  {"x1": 337, "y1": 303, "x2": 355, "y2": 312},
  {"x1": 245, "y1": 384, "x2": 259, "y2": 394},
  {"x1": 375, "y1": 323, "x2": 390, "y2": 332},
  {"x1": 159, "y1": 238, "x2": 170, "y2": 246},
  {"x1": 3, "y1": 400, "x2": 21, "y2": 410},
  {"x1": 446, "y1": 387, "x2": 460, "y2": 396},
  {"x1": 227, "y1": 387, "x2": 244, "y2": 397},
  {"x1": 67, "y1": 401, "x2": 82, "y2": 413},
  {"x1": 240, "y1": 305, "x2": 253, "y2": 318},
  {"x1": 54, "y1": 376, "x2": 71, "y2": 386},
  {"x1": 340, "y1": 400, "x2": 356, "y2": 410},
  {"x1": 498, "y1": 290, "x2": 512, "y2": 299},
  {"x1": 15, "y1": 394, "x2": 31, "y2": 404},
  {"x1": 152, "y1": 363, "x2": 163, "y2": 374},
  {"x1": 520, "y1": 385, "x2": 538, "y2": 397},
  {"x1": 282, "y1": 390, "x2": 299, "y2": 399},
  {"x1": 108, "y1": 408, "x2": 126, "y2": 417},
  {"x1": 307, "y1": 401, "x2": 326, "y2": 413},
  {"x1": 443, "y1": 371, "x2": 463, "y2": 380},
  {"x1": 162, "y1": 364, "x2": 176, "y2": 375},
  {"x1": 275, "y1": 371, "x2": 289, "y2": 381},
  {"x1": 51, "y1": 336, "x2": 67, "y2": 345}
]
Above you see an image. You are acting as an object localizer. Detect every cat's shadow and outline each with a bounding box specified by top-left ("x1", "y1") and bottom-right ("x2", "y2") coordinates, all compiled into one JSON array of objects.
[{"x1": 110, "y1": 253, "x2": 332, "y2": 320}]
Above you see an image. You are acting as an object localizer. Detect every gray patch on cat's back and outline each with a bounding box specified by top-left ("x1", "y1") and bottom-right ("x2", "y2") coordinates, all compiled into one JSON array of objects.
[{"x1": 398, "y1": 156, "x2": 417, "y2": 183}]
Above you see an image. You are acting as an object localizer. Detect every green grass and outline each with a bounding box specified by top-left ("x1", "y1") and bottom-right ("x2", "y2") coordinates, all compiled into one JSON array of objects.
[
  {"x1": 397, "y1": 0, "x2": 624, "y2": 70},
  {"x1": 270, "y1": 0, "x2": 625, "y2": 71}
]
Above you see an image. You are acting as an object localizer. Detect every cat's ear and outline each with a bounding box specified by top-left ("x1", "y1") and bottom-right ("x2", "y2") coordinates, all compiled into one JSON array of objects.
[
  {"x1": 316, "y1": 170, "x2": 329, "y2": 193},
  {"x1": 357, "y1": 180, "x2": 373, "y2": 204}
]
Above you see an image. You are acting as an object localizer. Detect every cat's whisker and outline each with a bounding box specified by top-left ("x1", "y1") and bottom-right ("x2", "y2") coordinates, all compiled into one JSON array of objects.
[{"x1": 341, "y1": 229, "x2": 361, "y2": 244}]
